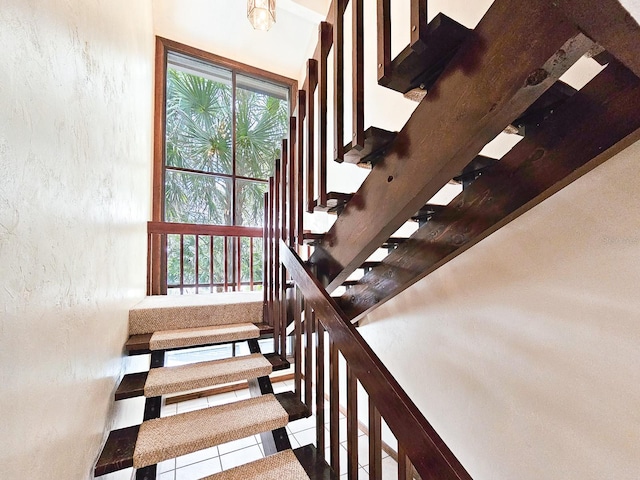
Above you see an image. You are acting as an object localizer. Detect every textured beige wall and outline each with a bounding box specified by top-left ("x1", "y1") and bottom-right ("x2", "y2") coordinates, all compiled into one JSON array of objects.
[
  {"x1": 0, "y1": 1, "x2": 154, "y2": 478},
  {"x1": 359, "y1": 139, "x2": 640, "y2": 479}
]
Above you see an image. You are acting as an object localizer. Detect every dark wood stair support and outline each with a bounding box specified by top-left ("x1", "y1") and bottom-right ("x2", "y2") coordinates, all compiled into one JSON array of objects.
[
  {"x1": 339, "y1": 58, "x2": 640, "y2": 319},
  {"x1": 333, "y1": 0, "x2": 345, "y2": 163},
  {"x1": 310, "y1": 0, "x2": 593, "y2": 291},
  {"x1": 297, "y1": 89, "x2": 306, "y2": 244}
]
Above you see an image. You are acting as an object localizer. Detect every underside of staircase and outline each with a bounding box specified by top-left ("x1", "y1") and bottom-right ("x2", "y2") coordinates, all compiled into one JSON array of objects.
[{"x1": 95, "y1": 292, "x2": 336, "y2": 479}]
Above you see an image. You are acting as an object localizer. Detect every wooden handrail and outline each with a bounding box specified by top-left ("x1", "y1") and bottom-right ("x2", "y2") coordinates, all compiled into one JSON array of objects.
[
  {"x1": 147, "y1": 221, "x2": 263, "y2": 237},
  {"x1": 280, "y1": 239, "x2": 472, "y2": 480}
]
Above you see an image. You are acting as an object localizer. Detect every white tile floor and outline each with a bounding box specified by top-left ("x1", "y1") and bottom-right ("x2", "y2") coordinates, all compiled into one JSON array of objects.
[{"x1": 157, "y1": 379, "x2": 399, "y2": 479}]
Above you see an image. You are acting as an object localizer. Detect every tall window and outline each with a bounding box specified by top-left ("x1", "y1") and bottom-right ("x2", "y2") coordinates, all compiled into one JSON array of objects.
[
  {"x1": 163, "y1": 51, "x2": 290, "y2": 226},
  {"x1": 149, "y1": 39, "x2": 296, "y2": 295}
]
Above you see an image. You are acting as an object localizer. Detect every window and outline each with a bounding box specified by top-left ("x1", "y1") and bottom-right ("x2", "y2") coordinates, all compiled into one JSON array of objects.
[
  {"x1": 156, "y1": 40, "x2": 294, "y2": 227},
  {"x1": 150, "y1": 38, "x2": 297, "y2": 295}
]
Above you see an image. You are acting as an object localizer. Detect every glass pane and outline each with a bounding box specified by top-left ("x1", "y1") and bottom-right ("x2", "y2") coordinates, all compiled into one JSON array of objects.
[
  {"x1": 235, "y1": 73, "x2": 289, "y2": 179},
  {"x1": 165, "y1": 170, "x2": 232, "y2": 225},
  {"x1": 166, "y1": 53, "x2": 233, "y2": 175},
  {"x1": 235, "y1": 179, "x2": 268, "y2": 226}
]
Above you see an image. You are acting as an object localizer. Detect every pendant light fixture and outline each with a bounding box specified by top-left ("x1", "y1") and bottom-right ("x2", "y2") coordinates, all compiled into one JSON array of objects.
[{"x1": 247, "y1": 0, "x2": 276, "y2": 31}]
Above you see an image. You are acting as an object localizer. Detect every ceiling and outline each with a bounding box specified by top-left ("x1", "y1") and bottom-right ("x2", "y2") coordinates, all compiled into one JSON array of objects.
[{"x1": 152, "y1": 0, "x2": 330, "y2": 82}]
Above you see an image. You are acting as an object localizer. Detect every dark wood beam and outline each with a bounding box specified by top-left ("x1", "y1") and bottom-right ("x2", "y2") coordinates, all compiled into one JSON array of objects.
[
  {"x1": 309, "y1": 0, "x2": 593, "y2": 291},
  {"x1": 553, "y1": 0, "x2": 640, "y2": 78},
  {"x1": 340, "y1": 59, "x2": 640, "y2": 319}
]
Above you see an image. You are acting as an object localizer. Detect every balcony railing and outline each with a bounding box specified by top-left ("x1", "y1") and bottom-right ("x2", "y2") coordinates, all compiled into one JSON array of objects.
[{"x1": 147, "y1": 221, "x2": 264, "y2": 295}]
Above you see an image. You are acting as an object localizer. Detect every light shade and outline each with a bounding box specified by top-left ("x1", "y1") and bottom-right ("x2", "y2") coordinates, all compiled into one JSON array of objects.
[{"x1": 247, "y1": 0, "x2": 276, "y2": 31}]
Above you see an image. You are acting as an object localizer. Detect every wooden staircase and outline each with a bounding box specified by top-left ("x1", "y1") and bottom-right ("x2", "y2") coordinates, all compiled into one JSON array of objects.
[{"x1": 94, "y1": 292, "x2": 336, "y2": 479}]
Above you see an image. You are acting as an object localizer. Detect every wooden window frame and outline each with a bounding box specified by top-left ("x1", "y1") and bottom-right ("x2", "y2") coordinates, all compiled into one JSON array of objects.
[{"x1": 152, "y1": 36, "x2": 298, "y2": 224}]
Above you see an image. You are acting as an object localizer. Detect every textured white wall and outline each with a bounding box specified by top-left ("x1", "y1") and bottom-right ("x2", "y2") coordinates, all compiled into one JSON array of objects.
[
  {"x1": 359, "y1": 139, "x2": 640, "y2": 479},
  {"x1": 0, "y1": 1, "x2": 154, "y2": 478}
]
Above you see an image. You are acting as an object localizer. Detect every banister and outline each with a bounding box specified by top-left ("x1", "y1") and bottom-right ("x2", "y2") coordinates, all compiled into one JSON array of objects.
[
  {"x1": 147, "y1": 221, "x2": 263, "y2": 237},
  {"x1": 280, "y1": 239, "x2": 472, "y2": 480}
]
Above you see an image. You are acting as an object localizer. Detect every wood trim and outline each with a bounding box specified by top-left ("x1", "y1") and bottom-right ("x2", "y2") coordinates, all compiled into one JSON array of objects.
[
  {"x1": 340, "y1": 58, "x2": 640, "y2": 320},
  {"x1": 311, "y1": 0, "x2": 593, "y2": 291},
  {"x1": 281, "y1": 240, "x2": 472, "y2": 479},
  {"x1": 147, "y1": 221, "x2": 262, "y2": 237}
]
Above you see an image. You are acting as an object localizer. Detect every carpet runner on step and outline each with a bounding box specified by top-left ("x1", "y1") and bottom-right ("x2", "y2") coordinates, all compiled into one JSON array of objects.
[{"x1": 133, "y1": 394, "x2": 288, "y2": 468}]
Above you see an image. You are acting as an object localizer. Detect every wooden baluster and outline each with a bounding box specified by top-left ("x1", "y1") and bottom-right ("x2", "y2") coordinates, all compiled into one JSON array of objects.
[
  {"x1": 273, "y1": 160, "x2": 281, "y2": 355},
  {"x1": 352, "y1": 0, "x2": 365, "y2": 150},
  {"x1": 250, "y1": 237, "x2": 254, "y2": 290},
  {"x1": 334, "y1": 0, "x2": 345, "y2": 163},
  {"x1": 410, "y1": 0, "x2": 428, "y2": 54},
  {"x1": 179, "y1": 234, "x2": 184, "y2": 294},
  {"x1": 304, "y1": 301, "x2": 314, "y2": 409},
  {"x1": 294, "y1": 287, "x2": 302, "y2": 401},
  {"x1": 223, "y1": 236, "x2": 229, "y2": 292},
  {"x1": 280, "y1": 140, "x2": 288, "y2": 357},
  {"x1": 377, "y1": 0, "x2": 392, "y2": 84},
  {"x1": 369, "y1": 399, "x2": 382, "y2": 480},
  {"x1": 289, "y1": 116, "x2": 297, "y2": 246},
  {"x1": 236, "y1": 236, "x2": 241, "y2": 291},
  {"x1": 315, "y1": 314, "x2": 325, "y2": 457},
  {"x1": 209, "y1": 235, "x2": 214, "y2": 293},
  {"x1": 296, "y1": 89, "x2": 306, "y2": 245},
  {"x1": 318, "y1": 22, "x2": 332, "y2": 205},
  {"x1": 329, "y1": 338, "x2": 340, "y2": 475},
  {"x1": 195, "y1": 235, "x2": 200, "y2": 294},
  {"x1": 347, "y1": 364, "x2": 359, "y2": 479},
  {"x1": 266, "y1": 186, "x2": 273, "y2": 325},
  {"x1": 398, "y1": 444, "x2": 413, "y2": 480},
  {"x1": 147, "y1": 231, "x2": 152, "y2": 295},
  {"x1": 306, "y1": 59, "x2": 317, "y2": 214}
]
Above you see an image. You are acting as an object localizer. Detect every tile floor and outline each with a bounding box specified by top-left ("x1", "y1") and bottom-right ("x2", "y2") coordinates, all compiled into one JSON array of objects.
[{"x1": 156, "y1": 378, "x2": 399, "y2": 479}]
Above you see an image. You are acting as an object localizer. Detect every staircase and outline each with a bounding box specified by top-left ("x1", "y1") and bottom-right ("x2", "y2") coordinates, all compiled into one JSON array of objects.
[
  {"x1": 95, "y1": 292, "x2": 336, "y2": 479},
  {"x1": 118, "y1": 0, "x2": 640, "y2": 479}
]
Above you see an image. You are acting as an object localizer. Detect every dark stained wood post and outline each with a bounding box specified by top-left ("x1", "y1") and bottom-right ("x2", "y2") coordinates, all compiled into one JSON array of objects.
[
  {"x1": 306, "y1": 59, "x2": 318, "y2": 213},
  {"x1": 280, "y1": 141, "x2": 288, "y2": 357},
  {"x1": 273, "y1": 161, "x2": 281, "y2": 354},
  {"x1": 289, "y1": 116, "x2": 297, "y2": 246},
  {"x1": 346, "y1": 365, "x2": 359, "y2": 478},
  {"x1": 377, "y1": 0, "x2": 392, "y2": 84},
  {"x1": 315, "y1": 313, "x2": 326, "y2": 457},
  {"x1": 410, "y1": 0, "x2": 428, "y2": 53},
  {"x1": 333, "y1": 0, "x2": 345, "y2": 163},
  {"x1": 369, "y1": 399, "x2": 382, "y2": 480},
  {"x1": 329, "y1": 338, "x2": 340, "y2": 475},
  {"x1": 352, "y1": 0, "x2": 365, "y2": 150},
  {"x1": 296, "y1": 89, "x2": 306, "y2": 245},
  {"x1": 318, "y1": 23, "x2": 332, "y2": 206}
]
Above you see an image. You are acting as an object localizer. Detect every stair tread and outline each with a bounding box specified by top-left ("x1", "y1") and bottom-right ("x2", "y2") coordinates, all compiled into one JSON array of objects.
[
  {"x1": 343, "y1": 126, "x2": 396, "y2": 165},
  {"x1": 116, "y1": 353, "x2": 290, "y2": 400},
  {"x1": 126, "y1": 323, "x2": 273, "y2": 355},
  {"x1": 200, "y1": 445, "x2": 337, "y2": 480},
  {"x1": 200, "y1": 449, "x2": 309, "y2": 480},
  {"x1": 129, "y1": 291, "x2": 263, "y2": 335},
  {"x1": 146, "y1": 353, "x2": 272, "y2": 397},
  {"x1": 150, "y1": 323, "x2": 259, "y2": 351},
  {"x1": 381, "y1": 13, "x2": 469, "y2": 94},
  {"x1": 95, "y1": 392, "x2": 308, "y2": 476}
]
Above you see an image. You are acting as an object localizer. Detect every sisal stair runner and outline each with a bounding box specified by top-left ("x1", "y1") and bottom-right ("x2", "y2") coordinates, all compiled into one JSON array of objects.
[
  {"x1": 117, "y1": 353, "x2": 274, "y2": 399},
  {"x1": 201, "y1": 449, "x2": 309, "y2": 480},
  {"x1": 138, "y1": 394, "x2": 287, "y2": 468}
]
